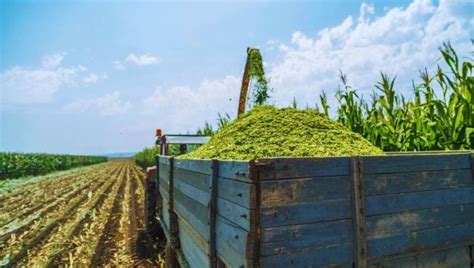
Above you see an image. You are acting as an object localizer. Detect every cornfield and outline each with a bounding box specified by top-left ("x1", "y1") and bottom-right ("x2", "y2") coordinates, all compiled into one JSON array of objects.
[
  {"x1": 318, "y1": 43, "x2": 473, "y2": 151},
  {"x1": 0, "y1": 152, "x2": 107, "y2": 180}
]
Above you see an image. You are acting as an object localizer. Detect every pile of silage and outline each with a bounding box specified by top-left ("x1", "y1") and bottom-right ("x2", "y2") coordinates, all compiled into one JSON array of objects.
[{"x1": 182, "y1": 106, "x2": 383, "y2": 160}]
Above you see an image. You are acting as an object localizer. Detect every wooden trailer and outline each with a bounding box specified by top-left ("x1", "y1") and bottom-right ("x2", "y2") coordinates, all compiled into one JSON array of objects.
[{"x1": 155, "y1": 152, "x2": 474, "y2": 267}]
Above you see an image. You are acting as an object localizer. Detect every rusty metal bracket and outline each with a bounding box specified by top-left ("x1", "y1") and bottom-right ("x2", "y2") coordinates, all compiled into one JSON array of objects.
[
  {"x1": 350, "y1": 157, "x2": 367, "y2": 268},
  {"x1": 209, "y1": 160, "x2": 219, "y2": 268}
]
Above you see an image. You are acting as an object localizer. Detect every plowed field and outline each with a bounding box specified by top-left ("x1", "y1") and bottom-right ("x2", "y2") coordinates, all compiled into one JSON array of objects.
[{"x1": 0, "y1": 159, "x2": 160, "y2": 267}]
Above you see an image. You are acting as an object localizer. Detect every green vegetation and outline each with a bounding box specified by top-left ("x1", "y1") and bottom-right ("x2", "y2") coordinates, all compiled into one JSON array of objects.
[
  {"x1": 182, "y1": 106, "x2": 383, "y2": 160},
  {"x1": 134, "y1": 146, "x2": 160, "y2": 169},
  {"x1": 247, "y1": 48, "x2": 271, "y2": 106},
  {"x1": 319, "y1": 43, "x2": 473, "y2": 151},
  {"x1": 0, "y1": 152, "x2": 107, "y2": 180}
]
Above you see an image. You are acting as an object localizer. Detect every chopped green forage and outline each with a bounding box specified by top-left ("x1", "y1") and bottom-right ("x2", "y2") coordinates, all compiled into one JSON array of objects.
[{"x1": 182, "y1": 106, "x2": 383, "y2": 160}]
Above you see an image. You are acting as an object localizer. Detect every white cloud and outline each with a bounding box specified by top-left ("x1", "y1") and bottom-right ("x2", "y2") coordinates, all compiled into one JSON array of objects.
[
  {"x1": 267, "y1": 0, "x2": 473, "y2": 107},
  {"x1": 0, "y1": 54, "x2": 108, "y2": 104},
  {"x1": 141, "y1": 76, "x2": 240, "y2": 132},
  {"x1": 83, "y1": 73, "x2": 108, "y2": 84},
  {"x1": 125, "y1": 53, "x2": 159, "y2": 65},
  {"x1": 64, "y1": 91, "x2": 132, "y2": 116},
  {"x1": 0, "y1": 64, "x2": 85, "y2": 104},
  {"x1": 113, "y1": 60, "x2": 126, "y2": 71},
  {"x1": 41, "y1": 53, "x2": 65, "y2": 69}
]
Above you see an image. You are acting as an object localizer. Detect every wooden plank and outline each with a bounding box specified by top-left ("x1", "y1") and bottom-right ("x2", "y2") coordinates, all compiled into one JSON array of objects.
[
  {"x1": 174, "y1": 200, "x2": 210, "y2": 241},
  {"x1": 260, "y1": 243, "x2": 353, "y2": 267},
  {"x1": 174, "y1": 167, "x2": 210, "y2": 192},
  {"x1": 209, "y1": 160, "x2": 218, "y2": 268},
  {"x1": 217, "y1": 160, "x2": 251, "y2": 182},
  {"x1": 217, "y1": 235, "x2": 247, "y2": 268},
  {"x1": 159, "y1": 156, "x2": 171, "y2": 165},
  {"x1": 218, "y1": 177, "x2": 255, "y2": 209},
  {"x1": 261, "y1": 176, "x2": 350, "y2": 206},
  {"x1": 362, "y1": 153, "x2": 470, "y2": 174},
  {"x1": 260, "y1": 219, "x2": 353, "y2": 255},
  {"x1": 179, "y1": 217, "x2": 210, "y2": 268},
  {"x1": 257, "y1": 157, "x2": 350, "y2": 180},
  {"x1": 217, "y1": 197, "x2": 252, "y2": 231},
  {"x1": 159, "y1": 176, "x2": 169, "y2": 194},
  {"x1": 367, "y1": 223, "x2": 474, "y2": 260},
  {"x1": 174, "y1": 158, "x2": 212, "y2": 175},
  {"x1": 159, "y1": 163, "x2": 170, "y2": 182},
  {"x1": 174, "y1": 179, "x2": 209, "y2": 207},
  {"x1": 350, "y1": 156, "x2": 367, "y2": 268},
  {"x1": 216, "y1": 215, "x2": 248, "y2": 257},
  {"x1": 365, "y1": 187, "x2": 474, "y2": 216},
  {"x1": 364, "y1": 169, "x2": 473, "y2": 196},
  {"x1": 260, "y1": 199, "x2": 352, "y2": 227},
  {"x1": 174, "y1": 188, "x2": 209, "y2": 227},
  {"x1": 415, "y1": 246, "x2": 471, "y2": 267},
  {"x1": 366, "y1": 203, "x2": 474, "y2": 240}
]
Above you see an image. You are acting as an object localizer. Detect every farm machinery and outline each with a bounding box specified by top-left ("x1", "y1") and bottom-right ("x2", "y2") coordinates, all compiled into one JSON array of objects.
[{"x1": 142, "y1": 49, "x2": 474, "y2": 268}]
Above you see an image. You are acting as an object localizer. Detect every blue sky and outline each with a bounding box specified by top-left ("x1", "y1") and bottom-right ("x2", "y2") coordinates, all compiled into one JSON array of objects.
[{"x1": 1, "y1": 0, "x2": 472, "y2": 155}]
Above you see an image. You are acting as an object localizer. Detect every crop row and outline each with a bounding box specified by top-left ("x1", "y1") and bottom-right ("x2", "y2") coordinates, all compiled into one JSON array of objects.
[{"x1": 0, "y1": 152, "x2": 107, "y2": 180}]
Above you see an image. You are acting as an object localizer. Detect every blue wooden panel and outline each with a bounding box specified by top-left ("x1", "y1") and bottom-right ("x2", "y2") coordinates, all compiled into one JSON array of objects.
[
  {"x1": 158, "y1": 163, "x2": 170, "y2": 182},
  {"x1": 159, "y1": 177, "x2": 169, "y2": 193},
  {"x1": 158, "y1": 156, "x2": 170, "y2": 165},
  {"x1": 366, "y1": 204, "x2": 474, "y2": 240},
  {"x1": 178, "y1": 217, "x2": 210, "y2": 268},
  {"x1": 217, "y1": 236, "x2": 248, "y2": 268},
  {"x1": 216, "y1": 216, "x2": 249, "y2": 267},
  {"x1": 217, "y1": 197, "x2": 252, "y2": 231},
  {"x1": 174, "y1": 179, "x2": 209, "y2": 207},
  {"x1": 217, "y1": 177, "x2": 255, "y2": 209},
  {"x1": 260, "y1": 199, "x2": 351, "y2": 227},
  {"x1": 174, "y1": 158, "x2": 212, "y2": 175},
  {"x1": 257, "y1": 157, "x2": 350, "y2": 180},
  {"x1": 173, "y1": 188, "x2": 209, "y2": 228},
  {"x1": 261, "y1": 219, "x2": 353, "y2": 255},
  {"x1": 362, "y1": 153, "x2": 470, "y2": 174},
  {"x1": 415, "y1": 246, "x2": 471, "y2": 267},
  {"x1": 364, "y1": 169, "x2": 473, "y2": 196},
  {"x1": 367, "y1": 223, "x2": 474, "y2": 260},
  {"x1": 260, "y1": 243, "x2": 353, "y2": 267},
  {"x1": 174, "y1": 167, "x2": 210, "y2": 192},
  {"x1": 261, "y1": 176, "x2": 350, "y2": 206},
  {"x1": 218, "y1": 160, "x2": 252, "y2": 182},
  {"x1": 368, "y1": 246, "x2": 472, "y2": 267},
  {"x1": 365, "y1": 187, "x2": 474, "y2": 216},
  {"x1": 173, "y1": 197, "x2": 210, "y2": 241},
  {"x1": 161, "y1": 193, "x2": 171, "y2": 241}
]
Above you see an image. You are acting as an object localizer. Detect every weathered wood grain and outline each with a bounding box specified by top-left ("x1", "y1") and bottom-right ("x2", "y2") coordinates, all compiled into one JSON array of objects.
[
  {"x1": 173, "y1": 196, "x2": 210, "y2": 242},
  {"x1": 364, "y1": 169, "x2": 473, "y2": 196},
  {"x1": 260, "y1": 199, "x2": 351, "y2": 227},
  {"x1": 218, "y1": 177, "x2": 255, "y2": 209},
  {"x1": 365, "y1": 187, "x2": 474, "y2": 216},
  {"x1": 257, "y1": 157, "x2": 351, "y2": 180},
  {"x1": 362, "y1": 153, "x2": 470, "y2": 174},
  {"x1": 260, "y1": 242, "x2": 353, "y2": 267},
  {"x1": 216, "y1": 216, "x2": 248, "y2": 263},
  {"x1": 174, "y1": 179, "x2": 209, "y2": 207},
  {"x1": 218, "y1": 160, "x2": 252, "y2": 182},
  {"x1": 261, "y1": 176, "x2": 350, "y2": 206},
  {"x1": 174, "y1": 187, "x2": 209, "y2": 225},
  {"x1": 260, "y1": 219, "x2": 353, "y2": 255},
  {"x1": 217, "y1": 197, "x2": 252, "y2": 231},
  {"x1": 366, "y1": 203, "x2": 474, "y2": 240},
  {"x1": 178, "y1": 216, "x2": 210, "y2": 268},
  {"x1": 174, "y1": 158, "x2": 212, "y2": 175},
  {"x1": 367, "y1": 223, "x2": 474, "y2": 260},
  {"x1": 174, "y1": 167, "x2": 210, "y2": 192}
]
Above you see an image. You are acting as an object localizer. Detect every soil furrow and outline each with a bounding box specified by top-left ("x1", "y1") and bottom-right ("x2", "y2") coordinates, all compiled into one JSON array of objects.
[{"x1": 89, "y1": 164, "x2": 129, "y2": 266}]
